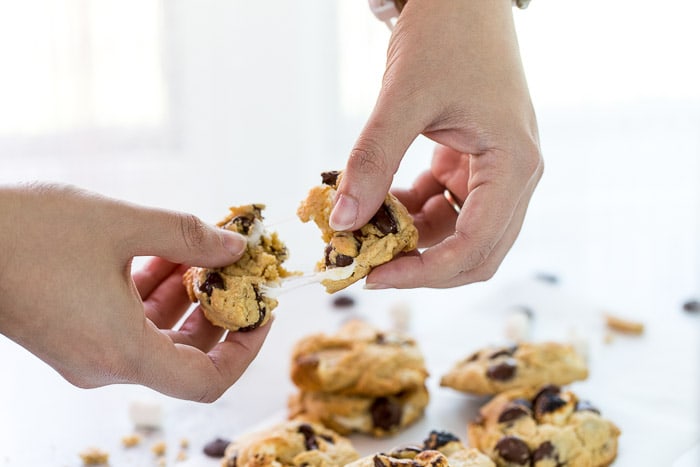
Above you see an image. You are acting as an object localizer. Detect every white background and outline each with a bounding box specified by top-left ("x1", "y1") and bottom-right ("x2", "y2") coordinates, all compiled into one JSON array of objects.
[{"x1": 0, "y1": 1, "x2": 698, "y2": 466}]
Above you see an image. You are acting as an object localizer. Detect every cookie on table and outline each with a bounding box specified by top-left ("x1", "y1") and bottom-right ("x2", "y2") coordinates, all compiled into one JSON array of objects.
[
  {"x1": 468, "y1": 385, "x2": 620, "y2": 467},
  {"x1": 440, "y1": 342, "x2": 588, "y2": 396},
  {"x1": 291, "y1": 319, "x2": 428, "y2": 396},
  {"x1": 347, "y1": 430, "x2": 495, "y2": 467},
  {"x1": 297, "y1": 170, "x2": 418, "y2": 293},
  {"x1": 183, "y1": 204, "x2": 294, "y2": 331},
  {"x1": 288, "y1": 384, "x2": 429, "y2": 437},
  {"x1": 220, "y1": 420, "x2": 359, "y2": 467}
]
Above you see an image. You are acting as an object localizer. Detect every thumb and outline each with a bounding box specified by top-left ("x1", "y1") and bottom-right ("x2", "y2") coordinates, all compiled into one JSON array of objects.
[
  {"x1": 330, "y1": 94, "x2": 421, "y2": 231},
  {"x1": 123, "y1": 205, "x2": 247, "y2": 268}
]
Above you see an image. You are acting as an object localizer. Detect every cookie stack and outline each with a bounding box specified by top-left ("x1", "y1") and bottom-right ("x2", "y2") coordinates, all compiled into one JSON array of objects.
[
  {"x1": 440, "y1": 342, "x2": 621, "y2": 466},
  {"x1": 287, "y1": 319, "x2": 429, "y2": 437}
]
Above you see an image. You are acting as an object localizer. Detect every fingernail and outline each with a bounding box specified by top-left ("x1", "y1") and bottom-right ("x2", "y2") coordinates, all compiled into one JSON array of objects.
[
  {"x1": 329, "y1": 194, "x2": 359, "y2": 231},
  {"x1": 364, "y1": 282, "x2": 392, "y2": 290},
  {"x1": 221, "y1": 231, "x2": 247, "y2": 257}
]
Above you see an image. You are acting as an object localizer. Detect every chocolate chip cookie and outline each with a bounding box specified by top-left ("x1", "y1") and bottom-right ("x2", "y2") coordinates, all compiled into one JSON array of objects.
[
  {"x1": 290, "y1": 319, "x2": 428, "y2": 396},
  {"x1": 288, "y1": 384, "x2": 429, "y2": 438},
  {"x1": 346, "y1": 430, "x2": 495, "y2": 467},
  {"x1": 220, "y1": 420, "x2": 359, "y2": 467},
  {"x1": 468, "y1": 385, "x2": 620, "y2": 467},
  {"x1": 183, "y1": 204, "x2": 293, "y2": 331},
  {"x1": 297, "y1": 170, "x2": 418, "y2": 293},
  {"x1": 440, "y1": 342, "x2": 588, "y2": 396}
]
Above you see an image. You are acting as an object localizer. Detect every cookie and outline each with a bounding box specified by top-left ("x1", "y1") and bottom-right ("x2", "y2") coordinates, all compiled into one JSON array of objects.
[
  {"x1": 297, "y1": 170, "x2": 418, "y2": 293},
  {"x1": 346, "y1": 430, "x2": 495, "y2": 467},
  {"x1": 288, "y1": 384, "x2": 429, "y2": 437},
  {"x1": 221, "y1": 420, "x2": 359, "y2": 467},
  {"x1": 440, "y1": 342, "x2": 588, "y2": 396},
  {"x1": 183, "y1": 204, "x2": 293, "y2": 331},
  {"x1": 468, "y1": 385, "x2": 620, "y2": 467},
  {"x1": 290, "y1": 319, "x2": 428, "y2": 396}
]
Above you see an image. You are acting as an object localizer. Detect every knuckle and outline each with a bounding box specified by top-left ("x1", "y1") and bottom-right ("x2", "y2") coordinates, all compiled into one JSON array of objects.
[
  {"x1": 178, "y1": 214, "x2": 208, "y2": 252},
  {"x1": 347, "y1": 142, "x2": 389, "y2": 177}
]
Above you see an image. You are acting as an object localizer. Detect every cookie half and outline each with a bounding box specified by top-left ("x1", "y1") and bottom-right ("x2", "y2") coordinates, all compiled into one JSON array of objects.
[
  {"x1": 440, "y1": 342, "x2": 588, "y2": 395},
  {"x1": 297, "y1": 170, "x2": 418, "y2": 293},
  {"x1": 291, "y1": 319, "x2": 428, "y2": 396},
  {"x1": 288, "y1": 384, "x2": 429, "y2": 437},
  {"x1": 221, "y1": 420, "x2": 359, "y2": 467},
  {"x1": 468, "y1": 385, "x2": 620, "y2": 467},
  {"x1": 183, "y1": 204, "x2": 293, "y2": 331}
]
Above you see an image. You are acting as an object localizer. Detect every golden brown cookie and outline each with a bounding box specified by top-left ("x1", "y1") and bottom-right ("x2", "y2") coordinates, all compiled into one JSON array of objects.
[
  {"x1": 183, "y1": 204, "x2": 294, "y2": 331},
  {"x1": 220, "y1": 420, "x2": 359, "y2": 467},
  {"x1": 346, "y1": 430, "x2": 495, "y2": 467},
  {"x1": 297, "y1": 171, "x2": 418, "y2": 293},
  {"x1": 468, "y1": 385, "x2": 620, "y2": 467},
  {"x1": 440, "y1": 342, "x2": 588, "y2": 396},
  {"x1": 288, "y1": 384, "x2": 429, "y2": 438},
  {"x1": 290, "y1": 320, "x2": 428, "y2": 396}
]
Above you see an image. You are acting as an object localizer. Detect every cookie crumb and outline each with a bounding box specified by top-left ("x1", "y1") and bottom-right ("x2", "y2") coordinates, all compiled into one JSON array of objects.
[
  {"x1": 604, "y1": 313, "x2": 644, "y2": 335},
  {"x1": 176, "y1": 450, "x2": 188, "y2": 462},
  {"x1": 151, "y1": 441, "x2": 167, "y2": 457},
  {"x1": 79, "y1": 447, "x2": 109, "y2": 465},
  {"x1": 179, "y1": 438, "x2": 189, "y2": 449},
  {"x1": 121, "y1": 433, "x2": 141, "y2": 448}
]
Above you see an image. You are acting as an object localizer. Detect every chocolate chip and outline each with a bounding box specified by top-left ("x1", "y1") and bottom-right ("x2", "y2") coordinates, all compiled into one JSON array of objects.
[
  {"x1": 203, "y1": 438, "x2": 231, "y2": 457},
  {"x1": 575, "y1": 400, "x2": 601, "y2": 414},
  {"x1": 495, "y1": 436, "x2": 530, "y2": 465},
  {"x1": 332, "y1": 295, "x2": 355, "y2": 308},
  {"x1": 532, "y1": 384, "x2": 561, "y2": 403},
  {"x1": 533, "y1": 391, "x2": 567, "y2": 418},
  {"x1": 319, "y1": 434, "x2": 335, "y2": 444},
  {"x1": 422, "y1": 431, "x2": 460, "y2": 450},
  {"x1": 370, "y1": 396, "x2": 403, "y2": 431},
  {"x1": 226, "y1": 215, "x2": 255, "y2": 235},
  {"x1": 199, "y1": 272, "x2": 225, "y2": 295},
  {"x1": 486, "y1": 358, "x2": 517, "y2": 381},
  {"x1": 489, "y1": 345, "x2": 518, "y2": 359},
  {"x1": 297, "y1": 423, "x2": 319, "y2": 450},
  {"x1": 238, "y1": 286, "x2": 267, "y2": 332},
  {"x1": 531, "y1": 441, "x2": 556, "y2": 462},
  {"x1": 683, "y1": 299, "x2": 700, "y2": 313},
  {"x1": 370, "y1": 204, "x2": 398, "y2": 235},
  {"x1": 498, "y1": 399, "x2": 532, "y2": 423},
  {"x1": 321, "y1": 171, "x2": 340, "y2": 186},
  {"x1": 324, "y1": 244, "x2": 355, "y2": 267}
]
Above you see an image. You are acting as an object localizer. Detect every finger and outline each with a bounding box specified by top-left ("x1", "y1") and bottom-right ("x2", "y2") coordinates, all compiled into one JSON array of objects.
[
  {"x1": 408, "y1": 194, "x2": 460, "y2": 248},
  {"x1": 162, "y1": 306, "x2": 226, "y2": 353},
  {"x1": 367, "y1": 151, "x2": 528, "y2": 288},
  {"x1": 330, "y1": 92, "x2": 424, "y2": 232},
  {"x1": 119, "y1": 204, "x2": 247, "y2": 268},
  {"x1": 136, "y1": 318, "x2": 272, "y2": 402},
  {"x1": 142, "y1": 264, "x2": 192, "y2": 329},
  {"x1": 132, "y1": 257, "x2": 180, "y2": 300},
  {"x1": 391, "y1": 169, "x2": 445, "y2": 214}
]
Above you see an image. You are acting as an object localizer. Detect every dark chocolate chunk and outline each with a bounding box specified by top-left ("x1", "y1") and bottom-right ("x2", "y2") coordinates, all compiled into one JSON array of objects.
[
  {"x1": 533, "y1": 391, "x2": 567, "y2": 418},
  {"x1": 370, "y1": 204, "x2": 398, "y2": 235},
  {"x1": 199, "y1": 272, "x2": 225, "y2": 295},
  {"x1": 486, "y1": 358, "x2": 517, "y2": 381},
  {"x1": 575, "y1": 400, "x2": 601, "y2": 414},
  {"x1": 321, "y1": 171, "x2": 340, "y2": 186},
  {"x1": 203, "y1": 438, "x2": 231, "y2": 458},
  {"x1": 422, "y1": 430, "x2": 460, "y2": 450},
  {"x1": 498, "y1": 399, "x2": 533, "y2": 423},
  {"x1": 370, "y1": 396, "x2": 403, "y2": 431},
  {"x1": 332, "y1": 295, "x2": 355, "y2": 308},
  {"x1": 683, "y1": 299, "x2": 700, "y2": 313},
  {"x1": 532, "y1": 385, "x2": 561, "y2": 403},
  {"x1": 226, "y1": 215, "x2": 255, "y2": 236},
  {"x1": 495, "y1": 436, "x2": 530, "y2": 465},
  {"x1": 319, "y1": 434, "x2": 335, "y2": 444},
  {"x1": 324, "y1": 244, "x2": 355, "y2": 268},
  {"x1": 238, "y1": 285, "x2": 267, "y2": 332},
  {"x1": 531, "y1": 441, "x2": 556, "y2": 462},
  {"x1": 297, "y1": 423, "x2": 319, "y2": 450}
]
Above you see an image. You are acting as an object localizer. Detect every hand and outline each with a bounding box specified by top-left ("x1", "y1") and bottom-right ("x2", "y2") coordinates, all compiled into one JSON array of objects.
[
  {"x1": 330, "y1": 0, "x2": 543, "y2": 288},
  {"x1": 0, "y1": 183, "x2": 271, "y2": 402}
]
